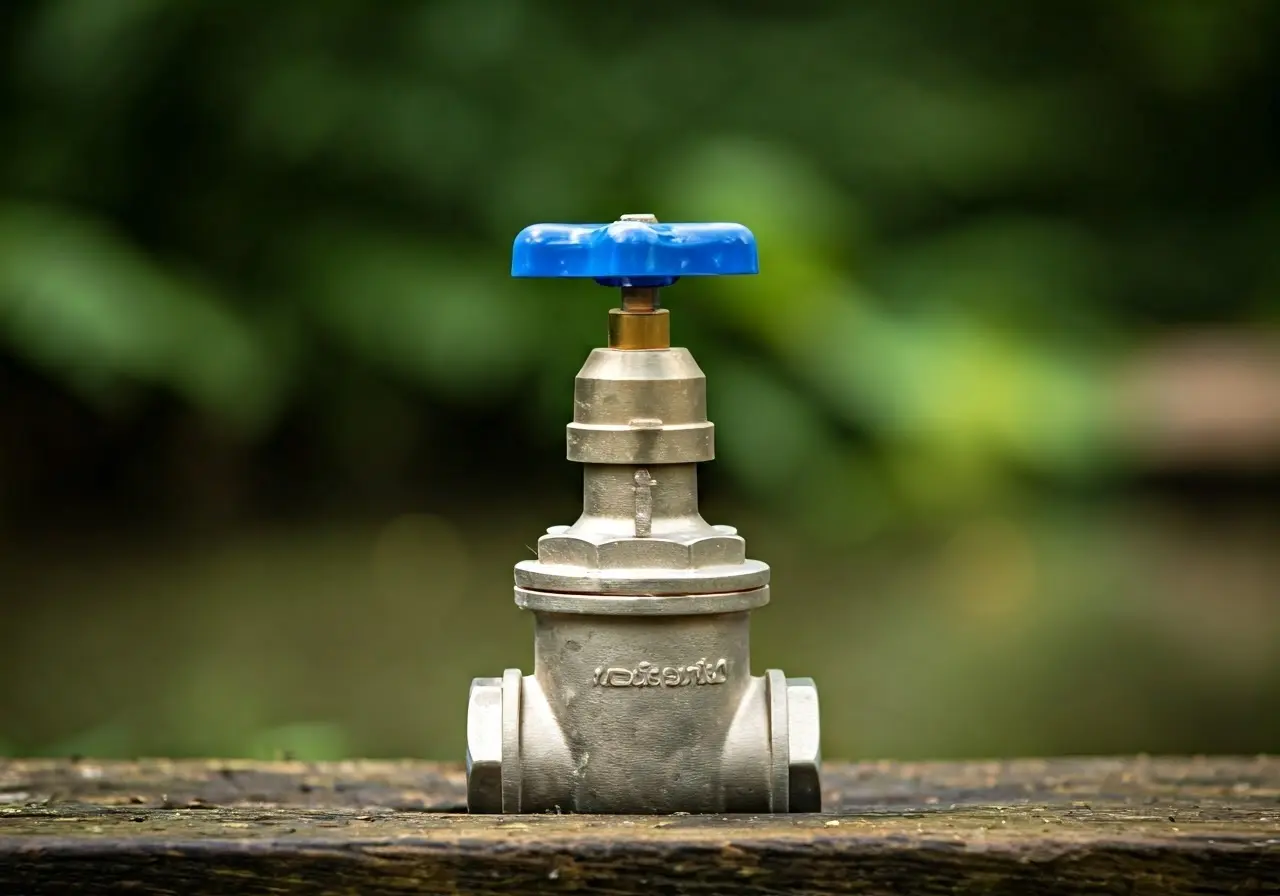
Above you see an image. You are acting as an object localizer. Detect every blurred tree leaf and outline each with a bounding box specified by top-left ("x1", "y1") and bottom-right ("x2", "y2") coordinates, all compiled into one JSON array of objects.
[
  {"x1": 1120, "y1": 0, "x2": 1274, "y2": 95},
  {"x1": 17, "y1": 0, "x2": 170, "y2": 95},
  {"x1": 287, "y1": 223, "x2": 540, "y2": 399},
  {"x1": 0, "y1": 203, "x2": 282, "y2": 432}
]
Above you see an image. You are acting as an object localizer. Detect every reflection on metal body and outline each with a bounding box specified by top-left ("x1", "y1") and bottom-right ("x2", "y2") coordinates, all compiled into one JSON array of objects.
[{"x1": 466, "y1": 216, "x2": 821, "y2": 814}]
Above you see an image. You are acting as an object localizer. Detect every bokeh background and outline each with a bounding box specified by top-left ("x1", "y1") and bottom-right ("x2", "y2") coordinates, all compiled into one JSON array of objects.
[{"x1": 1, "y1": 0, "x2": 1278, "y2": 763}]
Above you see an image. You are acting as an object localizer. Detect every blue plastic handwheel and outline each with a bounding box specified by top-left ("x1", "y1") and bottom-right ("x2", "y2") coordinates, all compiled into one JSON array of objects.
[{"x1": 512, "y1": 219, "x2": 758, "y2": 288}]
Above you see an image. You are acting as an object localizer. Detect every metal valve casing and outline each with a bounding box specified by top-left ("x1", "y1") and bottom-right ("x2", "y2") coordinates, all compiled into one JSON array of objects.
[{"x1": 466, "y1": 218, "x2": 821, "y2": 814}]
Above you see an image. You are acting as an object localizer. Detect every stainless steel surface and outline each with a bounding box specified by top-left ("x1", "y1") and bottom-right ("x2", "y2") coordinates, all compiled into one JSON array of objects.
[
  {"x1": 786, "y1": 677, "x2": 823, "y2": 812},
  {"x1": 519, "y1": 458, "x2": 770, "y2": 594},
  {"x1": 513, "y1": 563, "x2": 771, "y2": 596},
  {"x1": 500, "y1": 668, "x2": 523, "y2": 813},
  {"x1": 513, "y1": 585, "x2": 770, "y2": 615},
  {"x1": 565, "y1": 348, "x2": 714, "y2": 465},
  {"x1": 465, "y1": 678, "x2": 502, "y2": 813},
  {"x1": 767, "y1": 669, "x2": 790, "y2": 812},
  {"x1": 467, "y1": 269, "x2": 822, "y2": 813}
]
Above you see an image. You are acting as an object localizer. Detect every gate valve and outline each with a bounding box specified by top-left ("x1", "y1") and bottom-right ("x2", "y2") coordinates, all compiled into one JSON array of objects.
[{"x1": 465, "y1": 214, "x2": 822, "y2": 815}]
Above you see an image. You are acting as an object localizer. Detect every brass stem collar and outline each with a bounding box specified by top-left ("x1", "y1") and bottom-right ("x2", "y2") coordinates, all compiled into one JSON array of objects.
[{"x1": 608, "y1": 308, "x2": 670, "y2": 350}]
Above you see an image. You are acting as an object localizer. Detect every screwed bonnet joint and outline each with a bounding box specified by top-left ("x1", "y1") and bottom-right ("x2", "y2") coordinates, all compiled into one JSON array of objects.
[{"x1": 466, "y1": 215, "x2": 821, "y2": 814}]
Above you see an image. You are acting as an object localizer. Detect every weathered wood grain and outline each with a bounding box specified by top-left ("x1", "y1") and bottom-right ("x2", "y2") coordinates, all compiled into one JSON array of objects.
[{"x1": 0, "y1": 756, "x2": 1277, "y2": 894}]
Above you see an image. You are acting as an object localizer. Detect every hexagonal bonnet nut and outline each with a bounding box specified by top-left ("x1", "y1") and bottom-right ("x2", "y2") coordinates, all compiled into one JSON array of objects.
[
  {"x1": 787, "y1": 677, "x2": 822, "y2": 812},
  {"x1": 537, "y1": 531, "x2": 746, "y2": 569},
  {"x1": 465, "y1": 678, "x2": 503, "y2": 813}
]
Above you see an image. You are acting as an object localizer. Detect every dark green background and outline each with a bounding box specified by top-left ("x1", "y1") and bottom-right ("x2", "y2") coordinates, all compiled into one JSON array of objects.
[{"x1": 1, "y1": 0, "x2": 1277, "y2": 762}]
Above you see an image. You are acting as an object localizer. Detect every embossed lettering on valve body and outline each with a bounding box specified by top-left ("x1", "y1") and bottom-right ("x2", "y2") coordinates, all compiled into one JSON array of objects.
[{"x1": 592, "y1": 658, "x2": 729, "y2": 688}]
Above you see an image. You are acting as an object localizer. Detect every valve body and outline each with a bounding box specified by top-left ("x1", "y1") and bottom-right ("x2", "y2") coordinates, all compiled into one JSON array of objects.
[{"x1": 466, "y1": 218, "x2": 821, "y2": 814}]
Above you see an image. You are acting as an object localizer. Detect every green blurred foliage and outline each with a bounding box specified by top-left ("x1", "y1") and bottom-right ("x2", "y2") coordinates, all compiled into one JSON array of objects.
[
  {"x1": 6, "y1": 0, "x2": 1277, "y2": 508},
  {"x1": 0, "y1": 0, "x2": 1278, "y2": 760}
]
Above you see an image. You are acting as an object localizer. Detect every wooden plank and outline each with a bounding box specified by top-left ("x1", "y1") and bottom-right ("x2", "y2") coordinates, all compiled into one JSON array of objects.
[{"x1": 0, "y1": 757, "x2": 1277, "y2": 894}]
